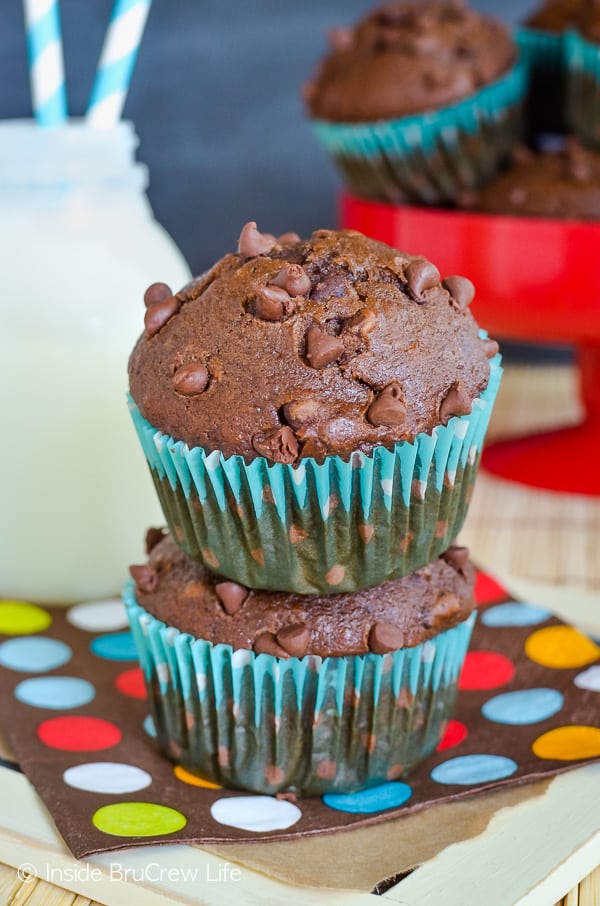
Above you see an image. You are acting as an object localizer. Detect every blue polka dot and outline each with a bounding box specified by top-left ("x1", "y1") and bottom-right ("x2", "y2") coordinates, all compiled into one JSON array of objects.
[
  {"x1": 482, "y1": 688, "x2": 563, "y2": 726},
  {"x1": 431, "y1": 755, "x2": 517, "y2": 785},
  {"x1": 481, "y1": 602, "x2": 551, "y2": 628},
  {"x1": 14, "y1": 677, "x2": 96, "y2": 710},
  {"x1": 90, "y1": 632, "x2": 137, "y2": 661},
  {"x1": 323, "y1": 782, "x2": 412, "y2": 814},
  {"x1": 143, "y1": 715, "x2": 157, "y2": 738},
  {"x1": 0, "y1": 637, "x2": 72, "y2": 673}
]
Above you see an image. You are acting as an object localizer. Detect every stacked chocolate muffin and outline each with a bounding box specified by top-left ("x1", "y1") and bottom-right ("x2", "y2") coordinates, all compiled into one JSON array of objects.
[{"x1": 125, "y1": 224, "x2": 502, "y2": 796}]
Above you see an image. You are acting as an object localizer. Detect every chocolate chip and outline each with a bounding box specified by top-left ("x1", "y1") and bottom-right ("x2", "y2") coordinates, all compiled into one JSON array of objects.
[
  {"x1": 251, "y1": 426, "x2": 299, "y2": 464},
  {"x1": 424, "y1": 593, "x2": 461, "y2": 629},
  {"x1": 509, "y1": 186, "x2": 527, "y2": 207},
  {"x1": 282, "y1": 398, "x2": 320, "y2": 429},
  {"x1": 144, "y1": 296, "x2": 179, "y2": 337},
  {"x1": 276, "y1": 624, "x2": 310, "y2": 658},
  {"x1": 442, "y1": 545, "x2": 470, "y2": 573},
  {"x1": 305, "y1": 325, "x2": 344, "y2": 369},
  {"x1": 251, "y1": 285, "x2": 295, "y2": 321},
  {"x1": 271, "y1": 264, "x2": 312, "y2": 297},
  {"x1": 215, "y1": 581, "x2": 248, "y2": 615},
  {"x1": 254, "y1": 632, "x2": 289, "y2": 659},
  {"x1": 367, "y1": 382, "x2": 407, "y2": 427},
  {"x1": 405, "y1": 258, "x2": 440, "y2": 302},
  {"x1": 483, "y1": 338, "x2": 499, "y2": 359},
  {"x1": 327, "y1": 26, "x2": 353, "y2": 50},
  {"x1": 172, "y1": 363, "x2": 209, "y2": 396},
  {"x1": 129, "y1": 564, "x2": 158, "y2": 593},
  {"x1": 442, "y1": 275, "x2": 475, "y2": 311},
  {"x1": 277, "y1": 232, "x2": 301, "y2": 245},
  {"x1": 144, "y1": 527, "x2": 166, "y2": 555},
  {"x1": 144, "y1": 282, "x2": 172, "y2": 308},
  {"x1": 369, "y1": 622, "x2": 405, "y2": 654},
  {"x1": 237, "y1": 221, "x2": 276, "y2": 257},
  {"x1": 346, "y1": 307, "x2": 377, "y2": 336},
  {"x1": 439, "y1": 382, "x2": 472, "y2": 424},
  {"x1": 311, "y1": 274, "x2": 350, "y2": 301}
]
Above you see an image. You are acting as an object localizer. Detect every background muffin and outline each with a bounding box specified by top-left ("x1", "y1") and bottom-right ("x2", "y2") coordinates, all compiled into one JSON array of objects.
[
  {"x1": 304, "y1": 0, "x2": 526, "y2": 204},
  {"x1": 128, "y1": 223, "x2": 502, "y2": 593},
  {"x1": 125, "y1": 530, "x2": 476, "y2": 795},
  {"x1": 565, "y1": 3, "x2": 600, "y2": 148},
  {"x1": 469, "y1": 141, "x2": 600, "y2": 220}
]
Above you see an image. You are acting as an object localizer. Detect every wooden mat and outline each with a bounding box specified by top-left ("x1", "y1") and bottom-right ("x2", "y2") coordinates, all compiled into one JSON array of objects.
[{"x1": 460, "y1": 363, "x2": 600, "y2": 598}]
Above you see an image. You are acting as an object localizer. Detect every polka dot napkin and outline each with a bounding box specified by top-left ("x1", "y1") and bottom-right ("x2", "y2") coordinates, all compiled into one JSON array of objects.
[{"x1": 0, "y1": 571, "x2": 598, "y2": 859}]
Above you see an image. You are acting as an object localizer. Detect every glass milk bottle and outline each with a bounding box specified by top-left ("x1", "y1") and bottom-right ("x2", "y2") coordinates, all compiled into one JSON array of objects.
[{"x1": 0, "y1": 120, "x2": 191, "y2": 603}]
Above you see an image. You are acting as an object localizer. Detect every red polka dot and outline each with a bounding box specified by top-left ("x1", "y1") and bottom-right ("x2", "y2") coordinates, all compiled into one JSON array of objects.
[
  {"x1": 115, "y1": 668, "x2": 147, "y2": 700},
  {"x1": 437, "y1": 719, "x2": 468, "y2": 751},
  {"x1": 475, "y1": 572, "x2": 508, "y2": 605},
  {"x1": 37, "y1": 716, "x2": 122, "y2": 752},
  {"x1": 459, "y1": 651, "x2": 515, "y2": 691}
]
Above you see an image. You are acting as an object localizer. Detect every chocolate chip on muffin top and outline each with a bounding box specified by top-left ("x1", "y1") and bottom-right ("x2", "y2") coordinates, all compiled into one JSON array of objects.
[
  {"x1": 304, "y1": 0, "x2": 516, "y2": 123},
  {"x1": 129, "y1": 223, "x2": 492, "y2": 463},
  {"x1": 130, "y1": 531, "x2": 476, "y2": 658}
]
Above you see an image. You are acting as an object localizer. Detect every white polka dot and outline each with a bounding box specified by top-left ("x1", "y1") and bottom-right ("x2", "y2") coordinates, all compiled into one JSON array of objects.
[
  {"x1": 143, "y1": 715, "x2": 157, "y2": 738},
  {"x1": 195, "y1": 672, "x2": 207, "y2": 693},
  {"x1": 381, "y1": 479, "x2": 393, "y2": 496},
  {"x1": 446, "y1": 470, "x2": 456, "y2": 487},
  {"x1": 421, "y1": 641, "x2": 436, "y2": 663},
  {"x1": 156, "y1": 663, "x2": 170, "y2": 684},
  {"x1": 454, "y1": 420, "x2": 468, "y2": 439},
  {"x1": 67, "y1": 600, "x2": 128, "y2": 633},
  {"x1": 204, "y1": 450, "x2": 221, "y2": 471},
  {"x1": 291, "y1": 465, "x2": 306, "y2": 485},
  {"x1": 574, "y1": 665, "x2": 600, "y2": 692},
  {"x1": 210, "y1": 796, "x2": 301, "y2": 832},
  {"x1": 468, "y1": 445, "x2": 478, "y2": 465},
  {"x1": 63, "y1": 762, "x2": 152, "y2": 794}
]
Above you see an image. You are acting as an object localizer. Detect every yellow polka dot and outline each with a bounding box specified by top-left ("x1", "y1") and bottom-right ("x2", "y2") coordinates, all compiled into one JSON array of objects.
[
  {"x1": 532, "y1": 725, "x2": 600, "y2": 761},
  {"x1": 0, "y1": 601, "x2": 52, "y2": 636},
  {"x1": 93, "y1": 802, "x2": 186, "y2": 837},
  {"x1": 173, "y1": 765, "x2": 221, "y2": 789},
  {"x1": 525, "y1": 626, "x2": 599, "y2": 669}
]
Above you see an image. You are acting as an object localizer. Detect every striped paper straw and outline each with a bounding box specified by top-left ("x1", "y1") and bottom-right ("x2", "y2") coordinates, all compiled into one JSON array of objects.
[
  {"x1": 23, "y1": 0, "x2": 67, "y2": 126},
  {"x1": 87, "y1": 0, "x2": 151, "y2": 127}
]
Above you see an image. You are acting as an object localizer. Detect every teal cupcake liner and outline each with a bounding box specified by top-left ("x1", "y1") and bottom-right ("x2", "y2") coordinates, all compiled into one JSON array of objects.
[
  {"x1": 129, "y1": 353, "x2": 502, "y2": 595},
  {"x1": 516, "y1": 27, "x2": 567, "y2": 137},
  {"x1": 565, "y1": 29, "x2": 600, "y2": 148},
  {"x1": 311, "y1": 62, "x2": 527, "y2": 205},
  {"x1": 124, "y1": 581, "x2": 476, "y2": 796}
]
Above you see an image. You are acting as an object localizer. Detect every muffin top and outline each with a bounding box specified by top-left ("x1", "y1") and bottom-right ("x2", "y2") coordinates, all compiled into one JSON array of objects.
[
  {"x1": 470, "y1": 141, "x2": 600, "y2": 220},
  {"x1": 526, "y1": 0, "x2": 583, "y2": 32},
  {"x1": 573, "y1": 0, "x2": 600, "y2": 42},
  {"x1": 129, "y1": 223, "x2": 493, "y2": 464},
  {"x1": 130, "y1": 530, "x2": 476, "y2": 658},
  {"x1": 304, "y1": 1, "x2": 516, "y2": 123}
]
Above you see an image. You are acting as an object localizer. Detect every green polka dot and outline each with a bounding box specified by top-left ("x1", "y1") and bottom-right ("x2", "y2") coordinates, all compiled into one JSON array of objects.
[
  {"x1": 0, "y1": 601, "x2": 52, "y2": 636},
  {"x1": 92, "y1": 802, "x2": 187, "y2": 837}
]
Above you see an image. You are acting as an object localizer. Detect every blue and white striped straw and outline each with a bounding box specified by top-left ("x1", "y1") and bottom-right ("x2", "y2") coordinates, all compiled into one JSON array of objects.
[
  {"x1": 87, "y1": 0, "x2": 151, "y2": 127},
  {"x1": 23, "y1": 0, "x2": 67, "y2": 126}
]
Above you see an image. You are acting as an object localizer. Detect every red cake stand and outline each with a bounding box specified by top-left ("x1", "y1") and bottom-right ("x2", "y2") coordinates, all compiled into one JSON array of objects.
[{"x1": 341, "y1": 193, "x2": 600, "y2": 496}]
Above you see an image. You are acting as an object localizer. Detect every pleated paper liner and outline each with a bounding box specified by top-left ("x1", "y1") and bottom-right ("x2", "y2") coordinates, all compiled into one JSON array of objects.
[
  {"x1": 310, "y1": 61, "x2": 527, "y2": 205},
  {"x1": 125, "y1": 582, "x2": 475, "y2": 796},
  {"x1": 0, "y1": 574, "x2": 599, "y2": 858},
  {"x1": 565, "y1": 29, "x2": 600, "y2": 149},
  {"x1": 128, "y1": 353, "x2": 502, "y2": 595}
]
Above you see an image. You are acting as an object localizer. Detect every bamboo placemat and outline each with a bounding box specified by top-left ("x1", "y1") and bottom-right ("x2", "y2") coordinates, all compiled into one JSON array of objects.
[{"x1": 460, "y1": 363, "x2": 600, "y2": 597}]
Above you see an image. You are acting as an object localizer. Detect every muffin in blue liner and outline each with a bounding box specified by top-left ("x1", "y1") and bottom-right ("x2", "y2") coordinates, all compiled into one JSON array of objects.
[
  {"x1": 128, "y1": 349, "x2": 500, "y2": 595},
  {"x1": 304, "y1": 2, "x2": 526, "y2": 204},
  {"x1": 129, "y1": 226, "x2": 501, "y2": 594},
  {"x1": 311, "y1": 63, "x2": 527, "y2": 205},
  {"x1": 123, "y1": 540, "x2": 477, "y2": 796},
  {"x1": 565, "y1": 27, "x2": 600, "y2": 148}
]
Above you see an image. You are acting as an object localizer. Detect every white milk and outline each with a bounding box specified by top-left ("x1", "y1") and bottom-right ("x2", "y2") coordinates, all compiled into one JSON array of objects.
[{"x1": 0, "y1": 121, "x2": 191, "y2": 602}]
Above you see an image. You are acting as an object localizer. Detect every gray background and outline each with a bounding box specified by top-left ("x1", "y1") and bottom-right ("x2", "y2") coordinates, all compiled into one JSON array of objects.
[{"x1": 3, "y1": 0, "x2": 538, "y2": 273}]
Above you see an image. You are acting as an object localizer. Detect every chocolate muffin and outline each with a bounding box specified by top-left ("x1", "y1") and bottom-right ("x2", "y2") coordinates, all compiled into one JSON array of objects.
[
  {"x1": 128, "y1": 223, "x2": 502, "y2": 594},
  {"x1": 130, "y1": 530, "x2": 475, "y2": 658},
  {"x1": 125, "y1": 530, "x2": 477, "y2": 795},
  {"x1": 472, "y1": 141, "x2": 600, "y2": 220},
  {"x1": 526, "y1": 0, "x2": 583, "y2": 32},
  {"x1": 305, "y1": 1, "x2": 516, "y2": 123},
  {"x1": 129, "y1": 225, "x2": 492, "y2": 463}
]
